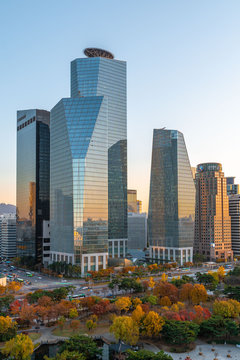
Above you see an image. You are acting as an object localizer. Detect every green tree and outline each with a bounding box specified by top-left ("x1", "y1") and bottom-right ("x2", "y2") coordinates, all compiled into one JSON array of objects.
[
  {"x1": 162, "y1": 320, "x2": 199, "y2": 345},
  {"x1": 126, "y1": 349, "x2": 173, "y2": 360},
  {"x1": 200, "y1": 315, "x2": 239, "y2": 341},
  {"x1": 195, "y1": 272, "x2": 218, "y2": 290},
  {"x1": 224, "y1": 286, "x2": 240, "y2": 301},
  {"x1": 45, "y1": 350, "x2": 85, "y2": 360},
  {"x1": 1, "y1": 334, "x2": 34, "y2": 360},
  {"x1": 59, "y1": 335, "x2": 102, "y2": 360}
]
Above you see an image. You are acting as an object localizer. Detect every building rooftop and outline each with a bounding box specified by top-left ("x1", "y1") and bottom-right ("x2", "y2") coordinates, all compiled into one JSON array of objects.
[{"x1": 84, "y1": 47, "x2": 114, "y2": 59}]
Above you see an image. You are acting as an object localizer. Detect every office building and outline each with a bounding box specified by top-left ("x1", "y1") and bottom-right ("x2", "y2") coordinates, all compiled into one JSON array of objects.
[
  {"x1": 128, "y1": 212, "x2": 147, "y2": 250},
  {"x1": 194, "y1": 163, "x2": 233, "y2": 261},
  {"x1": 0, "y1": 214, "x2": 16, "y2": 259},
  {"x1": 16, "y1": 109, "x2": 50, "y2": 264},
  {"x1": 227, "y1": 177, "x2": 239, "y2": 195},
  {"x1": 148, "y1": 129, "x2": 195, "y2": 265},
  {"x1": 50, "y1": 48, "x2": 127, "y2": 274},
  {"x1": 127, "y1": 189, "x2": 142, "y2": 214},
  {"x1": 229, "y1": 194, "x2": 240, "y2": 257}
]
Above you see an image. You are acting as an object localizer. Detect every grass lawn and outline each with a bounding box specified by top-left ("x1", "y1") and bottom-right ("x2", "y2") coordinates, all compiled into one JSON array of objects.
[
  {"x1": 28, "y1": 332, "x2": 41, "y2": 341},
  {"x1": 52, "y1": 322, "x2": 110, "y2": 338}
]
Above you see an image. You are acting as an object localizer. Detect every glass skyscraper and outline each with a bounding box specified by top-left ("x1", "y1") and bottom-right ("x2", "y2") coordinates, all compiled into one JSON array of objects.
[
  {"x1": 50, "y1": 48, "x2": 127, "y2": 274},
  {"x1": 148, "y1": 129, "x2": 195, "y2": 265},
  {"x1": 16, "y1": 109, "x2": 50, "y2": 264}
]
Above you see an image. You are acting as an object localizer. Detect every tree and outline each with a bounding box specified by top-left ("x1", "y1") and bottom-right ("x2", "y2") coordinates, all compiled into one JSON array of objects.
[
  {"x1": 213, "y1": 299, "x2": 240, "y2": 318},
  {"x1": 217, "y1": 266, "x2": 225, "y2": 281},
  {"x1": 148, "y1": 277, "x2": 155, "y2": 289},
  {"x1": 190, "y1": 284, "x2": 207, "y2": 304},
  {"x1": 143, "y1": 295, "x2": 158, "y2": 306},
  {"x1": 126, "y1": 349, "x2": 173, "y2": 360},
  {"x1": 179, "y1": 283, "x2": 193, "y2": 303},
  {"x1": 6, "y1": 281, "x2": 22, "y2": 294},
  {"x1": 1, "y1": 334, "x2": 34, "y2": 360},
  {"x1": 115, "y1": 297, "x2": 132, "y2": 312},
  {"x1": 196, "y1": 272, "x2": 218, "y2": 290},
  {"x1": 69, "y1": 308, "x2": 78, "y2": 319},
  {"x1": 60, "y1": 335, "x2": 102, "y2": 360},
  {"x1": 200, "y1": 315, "x2": 239, "y2": 341},
  {"x1": 58, "y1": 316, "x2": 66, "y2": 330},
  {"x1": 142, "y1": 311, "x2": 165, "y2": 338},
  {"x1": 162, "y1": 320, "x2": 199, "y2": 345},
  {"x1": 110, "y1": 316, "x2": 139, "y2": 345},
  {"x1": 132, "y1": 305, "x2": 145, "y2": 325},
  {"x1": 132, "y1": 298, "x2": 142, "y2": 308},
  {"x1": 159, "y1": 296, "x2": 172, "y2": 307},
  {"x1": 154, "y1": 282, "x2": 178, "y2": 303},
  {"x1": 38, "y1": 295, "x2": 53, "y2": 307},
  {"x1": 19, "y1": 301, "x2": 36, "y2": 325},
  {"x1": 86, "y1": 319, "x2": 97, "y2": 332},
  {"x1": 161, "y1": 273, "x2": 168, "y2": 282},
  {"x1": 45, "y1": 350, "x2": 85, "y2": 360},
  {"x1": 0, "y1": 316, "x2": 17, "y2": 341},
  {"x1": 10, "y1": 299, "x2": 21, "y2": 315},
  {"x1": 224, "y1": 285, "x2": 240, "y2": 301}
]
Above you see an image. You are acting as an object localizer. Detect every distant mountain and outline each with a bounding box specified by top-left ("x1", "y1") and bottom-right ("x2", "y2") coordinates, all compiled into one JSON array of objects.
[{"x1": 0, "y1": 203, "x2": 16, "y2": 215}]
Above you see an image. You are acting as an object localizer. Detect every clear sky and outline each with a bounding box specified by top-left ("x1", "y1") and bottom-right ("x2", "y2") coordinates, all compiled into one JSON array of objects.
[{"x1": 1, "y1": 0, "x2": 240, "y2": 212}]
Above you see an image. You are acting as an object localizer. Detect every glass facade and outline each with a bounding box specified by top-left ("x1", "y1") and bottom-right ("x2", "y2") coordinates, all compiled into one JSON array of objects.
[
  {"x1": 71, "y1": 57, "x2": 127, "y2": 242},
  {"x1": 16, "y1": 109, "x2": 50, "y2": 264},
  {"x1": 148, "y1": 129, "x2": 195, "y2": 261},
  {"x1": 50, "y1": 97, "x2": 108, "y2": 264}
]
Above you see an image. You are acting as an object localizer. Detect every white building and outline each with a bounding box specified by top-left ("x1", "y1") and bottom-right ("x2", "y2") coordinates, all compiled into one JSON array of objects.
[{"x1": 0, "y1": 214, "x2": 16, "y2": 259}]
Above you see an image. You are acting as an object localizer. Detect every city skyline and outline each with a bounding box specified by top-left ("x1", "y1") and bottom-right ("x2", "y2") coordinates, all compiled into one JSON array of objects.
[{"x1": 1, "y1": 1, "x2": 240, "y2": 213}]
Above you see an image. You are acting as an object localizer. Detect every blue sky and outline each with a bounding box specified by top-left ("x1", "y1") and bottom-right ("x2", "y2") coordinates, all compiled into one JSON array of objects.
[{"x1": 1, "y1": 0, "x2": 240, "y2": 211}]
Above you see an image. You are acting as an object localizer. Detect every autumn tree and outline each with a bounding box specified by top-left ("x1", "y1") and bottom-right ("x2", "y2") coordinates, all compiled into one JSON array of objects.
[
  {"x1": 148, "y1": 277, "x2": 155, "y2": 289},
  {"x1": 115, "y1": 297, "x2": 132, "y2": 313},
  {"x1": 132, "y1": 298, "x2": 142, "y2": 308},
  {"x1": 38, "y1": 295, "x2": 53, "y2": 307},
  {"x1": 154, "y1": 282, "x2": 178, "y2": 303},
  {"x1": 10, "y1": 299, "x2": 21, "y2": 315},
  {"x1": 110, "y1": 316, "x2": 139, "y2": 345},
  {"x1": 217, "y1": 266, "x2": 225, "y2": 281},
  {"x1": 58, "y1": 316, "x2": 66, "y2": 330},
  {"x1": 142, "y1": 311, "x2": 165, "y2": 338},
  {"x1": 213, "y1": 299, "x2": 240, "y2": 318},
  {"x1": 1, "y1": 334, "x2": 34, "y2": 360},
  {"x1": 190, "y1": 284, "x2": 208, "y2": 305},
  {"x1": 179, "y1": 283, "x2": 193, "y2": 303},
  {"x1": 86, "y1": 319, "x2": 97, "y2": 332},
  {"x1": 132, "y1": 305, "x2": 145, "y2": 325},
  {"x1": 0, "y1": 316, "x2": 17, "y2": 341},
  {"x1": 6, "y1": 281, "x2": 22, "y2": 294},
  {"x1": 69, "y1": 308, "x2": 78, "y2": 319},
  {"x1": 159, "y1": 296, "x2": 172, "y2": 307},
  {"x1": 161, "y1": 273, "x2": 168, "y2": 282},
  {"x1": 19, "y1": 301, "x2": 36, "y2": 325}
]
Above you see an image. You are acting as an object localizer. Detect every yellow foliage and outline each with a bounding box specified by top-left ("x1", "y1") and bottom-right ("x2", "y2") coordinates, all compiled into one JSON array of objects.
[
  {"x1": 110, "y1": 316, "x2": 139, "y2": 345},
  {"x1": 213, "y1": 299, "x2": 240, "y2": 318},
  {"x1": 217, "y1": 266, "x2": 225, "y2": 280},
  {"x1": 148, "y1": 277, "x2": 155, "y2": 289},
  {"x1": 69, "y1": 307, "x2": 78, "y2": 319},
  {"x1": 132, "y1": 297, "x2": 142, "y2": 308},
  {"x1": 132, "y1": 305, "x2": 145, "y2": 324},
  {"x1": 1, "y1": 334, "x2": 34, "y2": 360},
  {"x1": 0, "y1": 316, "x2": 16, "y2": 335},
  {"x1": 115, "y1": 297, "x2": 132, "y2": 312},
  {"x1": 190, "y1": 284, "x2": 208, "y2": 305},
  {"x1": 176, "y1": 301, "x2": 185, "y2": 310},
  {"x1": 142, "y1": 311, "x2": 165, "y2": 337},
  {"x1": 161, "y1": 273, "x2": 168, "y2": 282}
]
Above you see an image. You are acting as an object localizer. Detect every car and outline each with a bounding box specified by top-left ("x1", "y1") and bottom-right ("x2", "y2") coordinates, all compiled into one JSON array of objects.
[
  {"x1": 81, "y1": 286, "x2": 89, "y2": 290},
  {"x1": 38, "y1": 277, "x2": 42, "y2": 280}
]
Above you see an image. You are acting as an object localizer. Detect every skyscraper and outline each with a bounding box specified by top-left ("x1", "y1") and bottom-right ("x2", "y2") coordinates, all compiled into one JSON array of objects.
[
  {"x1": 148, "y1": 129, "x2": 195, "y2": 265},
  {"x1": 226, "y1": 177, "x2": 239, "y2": 195},
  {"x1": 50, "y1": 48, "x2": 127, "y2": 273},
  {"x1": 194, "y1": 163, "x2": 233, "y2": 261},
  {"x1": 16, "y1": 110, "x2": 50, "y2": 264},
  {"x1": 0, "y1": 214, "x2": 16, "y2": 259},
  {"x1": 229, "y1": 194, "x2": 240, "y2": 257},
  {"x1": 128, "y1": 212, "x2": 147, "y2": 250}
]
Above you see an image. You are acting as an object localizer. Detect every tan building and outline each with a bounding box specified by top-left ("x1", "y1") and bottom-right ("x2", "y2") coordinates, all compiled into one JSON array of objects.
[
  {"x1": 127, "y1": 189, "x2": 142, "y2": 214},
  {"x1": 194, "y1": 163, "x2": 233, "y2": 261}
]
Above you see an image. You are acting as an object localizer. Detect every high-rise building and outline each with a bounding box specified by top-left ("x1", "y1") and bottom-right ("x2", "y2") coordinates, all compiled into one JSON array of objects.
[
  {"x1": 226, "y1": 177, "x2": 239, "y2": 195},
  {"x1": 0, "y1": 214, "x2": 16, "y2": 259},
  {"x1": 194, "y1": 163, "x2": 233, "y2": 261},
  {"x1": 127, "y1": 190, "x2": 142, "y2": 214},
  {"x1": 128, "y1": 212, "x2": 147, "y2": 250},
  {"x1": 229, "y1": 194, "x2": 240, "y2": 257},
  {"x1": 16, "y1": 109, "x2": 50, "y2": 264},
  {"x1": 148, "y1": 129, "x2": 195, "y2": 265},
  {"x1": 50, "y1": 48, "x2": 127, "y2": 274}
]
